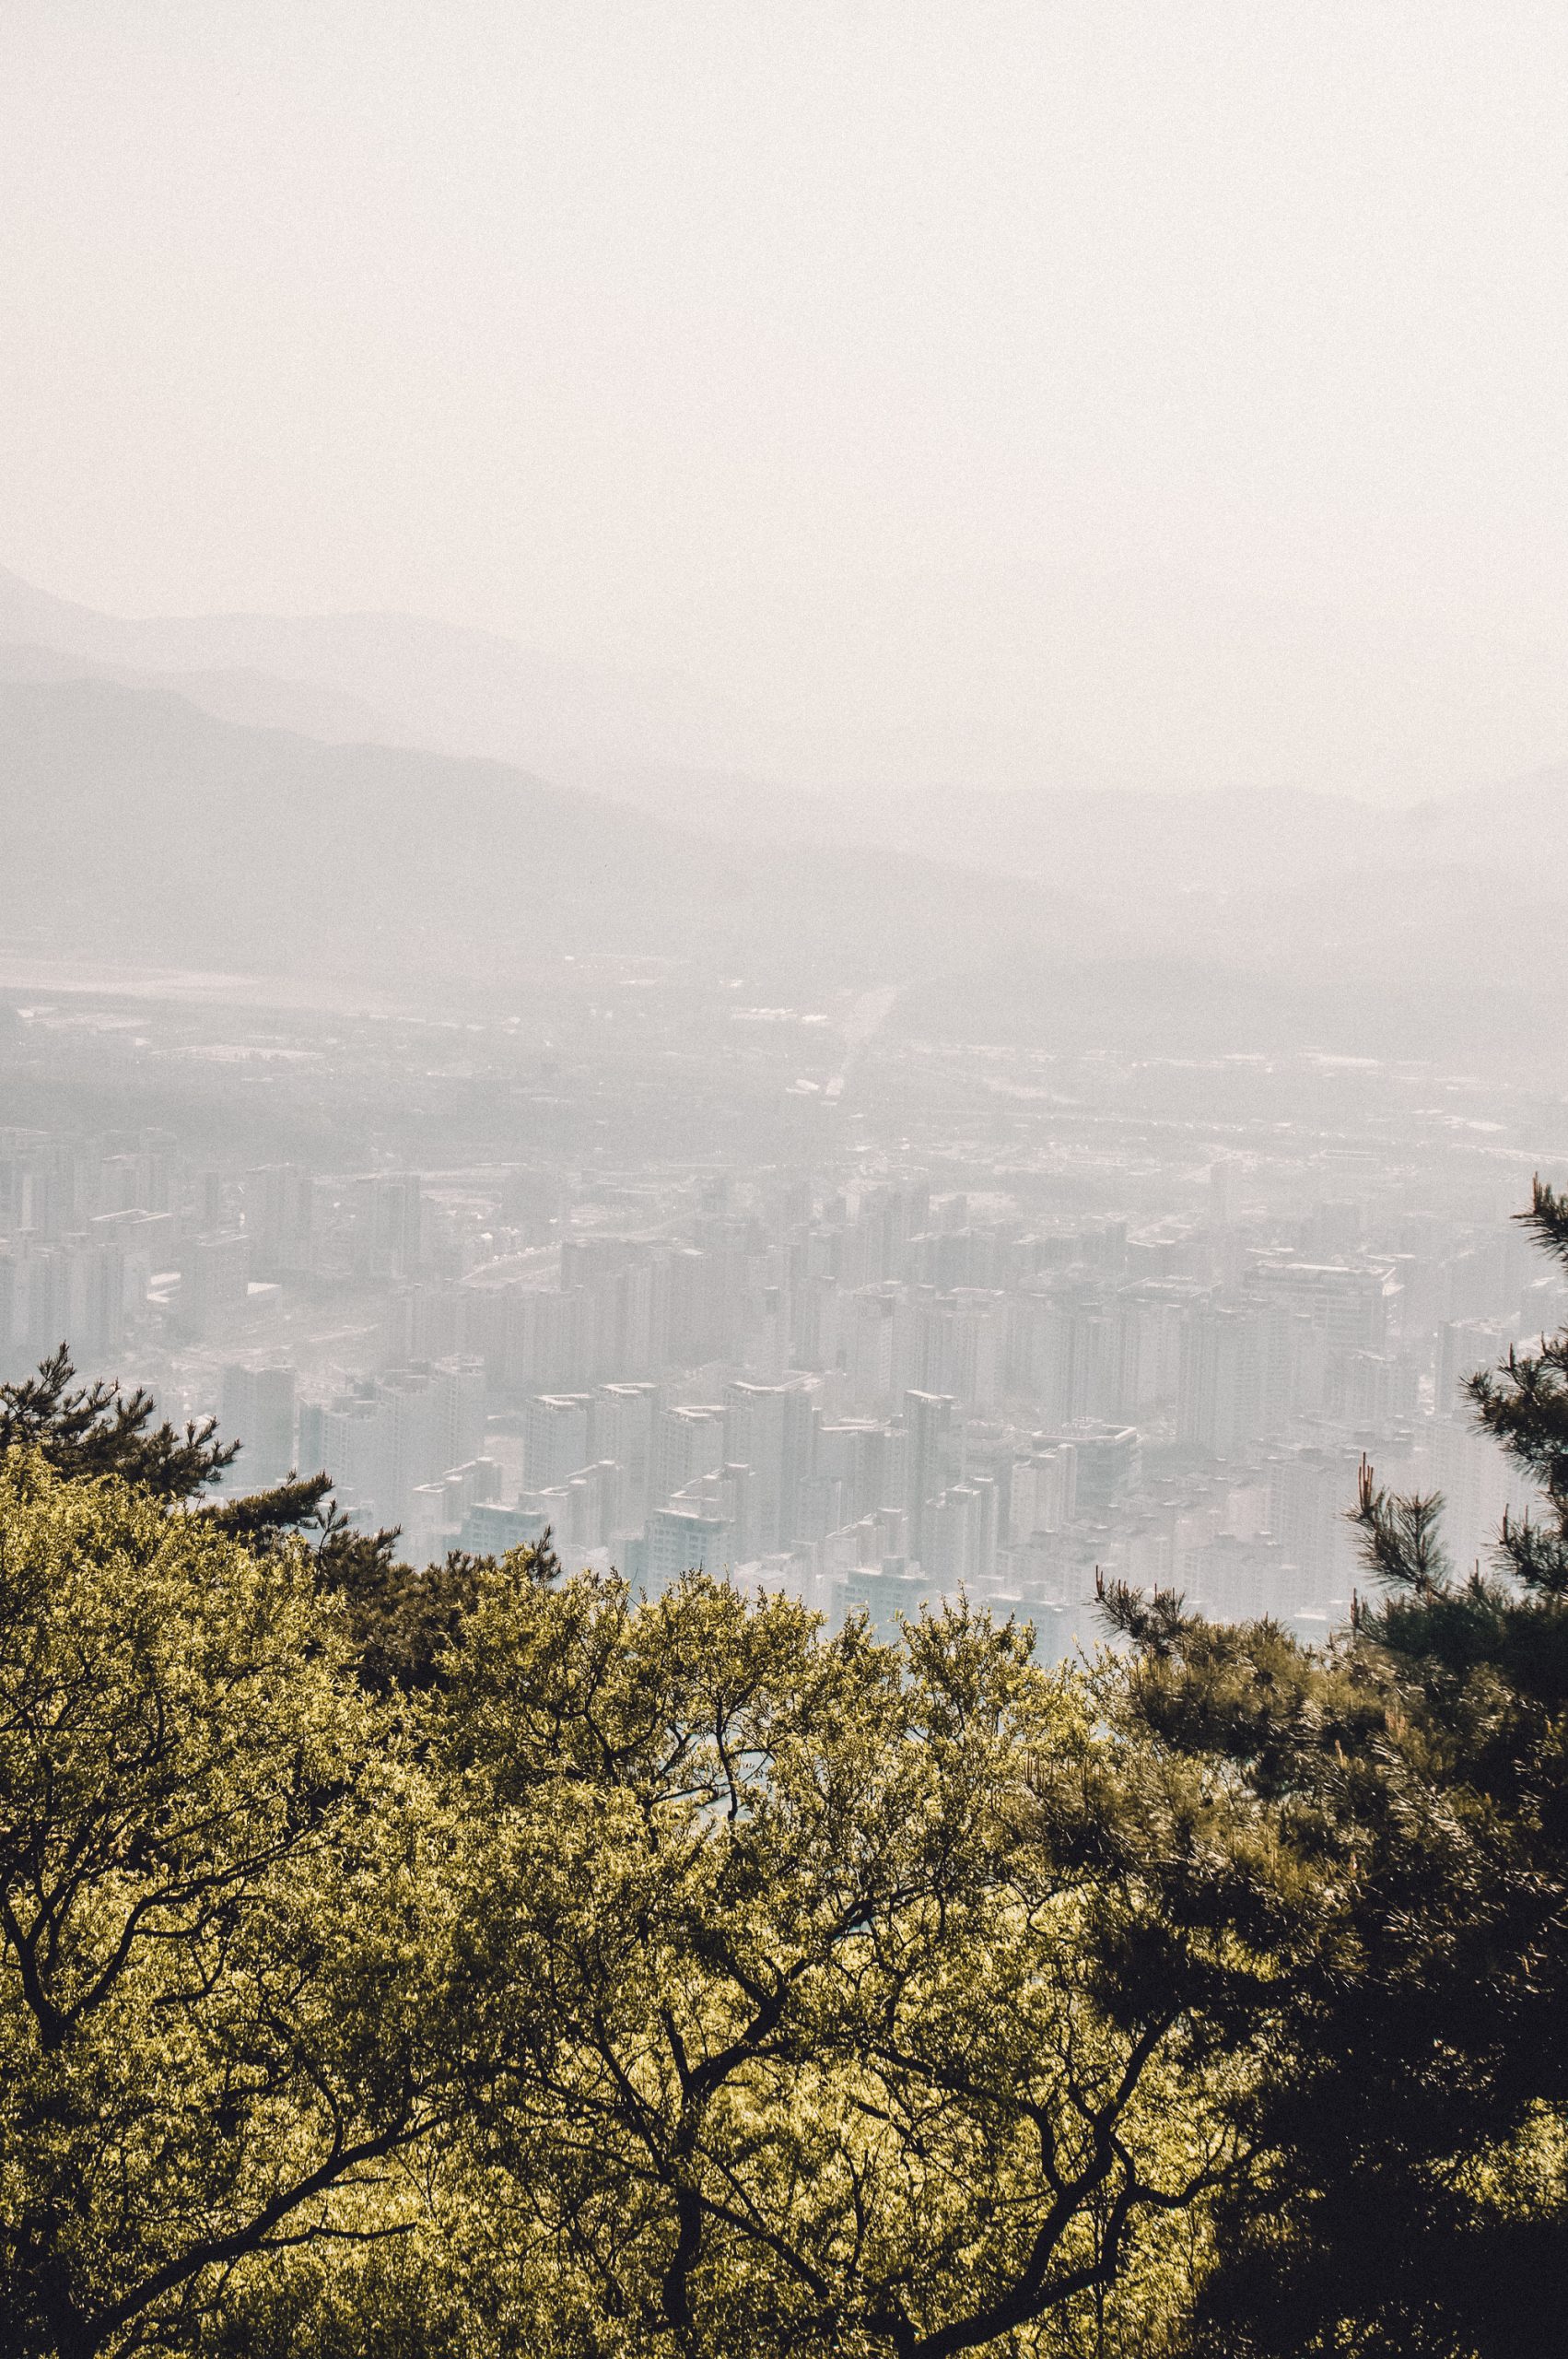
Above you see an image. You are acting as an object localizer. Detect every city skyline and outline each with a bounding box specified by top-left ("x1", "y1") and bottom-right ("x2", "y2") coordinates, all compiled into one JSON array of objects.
[{"x1": 2, "y1": 974, "x2": 1553, "y2": 1665}]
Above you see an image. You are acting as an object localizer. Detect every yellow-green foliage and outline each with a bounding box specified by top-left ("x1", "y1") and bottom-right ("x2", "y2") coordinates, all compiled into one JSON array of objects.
[
  {"x1": 0, "y1": 1451, "x2": 450, "y2": 2359},
  {"x1": 422, "y1": 1567, "x2": 1235, "y2": 2356},
  {"x1": 0, "y1": 1457, "x2": 1239, "y2": 2358},
  {"x1": 22, "y1": 1183, "x2": 1568, "y2": 2359}
]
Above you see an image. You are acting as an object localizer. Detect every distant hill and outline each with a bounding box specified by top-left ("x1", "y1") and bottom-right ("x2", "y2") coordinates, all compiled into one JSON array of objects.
[
  {"x1": 5, "y1": 559, "x2": 1567, "y2": 906},
  {"x1": 0, "y1": 638, "x2": 396, "y2": 749},
  {"x1": 0, "y1": 675, "x2": 1076, "y2": 998},
  {"x1": 0, "y1": 563, "x2": 692, "y2": 786},
  {"x1": 4, "y1": 565, "x2": 1568, "y2": 1068}
]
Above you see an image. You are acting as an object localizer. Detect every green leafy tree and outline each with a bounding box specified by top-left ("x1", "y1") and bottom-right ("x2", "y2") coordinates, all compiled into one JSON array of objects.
[
  {"x1": 423, "y1": 1565, "x2": 1248, "y2": 2358},
  {"x1": 0, "y1": 1451, "x2": 451, "y2": 2359},
  {"x1": 324, "y1": 1530, "x2": 559, "y2": 1699}
]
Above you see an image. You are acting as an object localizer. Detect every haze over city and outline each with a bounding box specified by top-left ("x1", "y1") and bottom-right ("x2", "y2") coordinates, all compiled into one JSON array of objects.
[
  {"x1": 5, "y1": 0, "x2": 1568, "y2": 1636},
  {"x1": 10, "y1": 7, "x2": 1568, "y2": 2356}
]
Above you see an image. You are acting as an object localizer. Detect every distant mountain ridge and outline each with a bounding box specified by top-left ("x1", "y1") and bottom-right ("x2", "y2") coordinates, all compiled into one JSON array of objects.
[
  {"x1": 0, "y1": 674, "x2": 1081, "y2": 1000},
  {"x1": 0, "y1": 563, "x2": 702, "y2": 788},
  {"x1": 4, "y1": 562, "x2": 1566, "y2": 904},
  {"x1": 0, "y1": 637, "x2": 393, "y2": 748},
  {"x1": 3, "y1": 565, "x2": 1567, "y2": 1066}
]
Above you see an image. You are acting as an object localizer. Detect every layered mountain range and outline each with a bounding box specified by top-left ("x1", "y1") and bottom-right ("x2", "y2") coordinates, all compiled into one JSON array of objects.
[{"x1": 1, "y1": 564, "x2": 1562, "y2": 1065}]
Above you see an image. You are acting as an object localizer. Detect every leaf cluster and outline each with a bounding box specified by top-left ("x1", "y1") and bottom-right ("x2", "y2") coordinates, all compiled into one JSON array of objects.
[{"x1": 419, "y1": 1567, "x2": 1245, "y2": 2357}]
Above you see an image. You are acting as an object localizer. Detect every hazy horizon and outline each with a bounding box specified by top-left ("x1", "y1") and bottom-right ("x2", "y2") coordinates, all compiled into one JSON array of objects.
[
  {"x1": 5, "y1": 4, "x2": 1568, "y2": 805},
  {"x1": 6, "y1": 540, "x2": 1568, "y2": 819}
]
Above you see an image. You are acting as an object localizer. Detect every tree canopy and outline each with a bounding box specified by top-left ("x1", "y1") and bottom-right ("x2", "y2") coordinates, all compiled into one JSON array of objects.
[
  {"x1": 0, "y1": 1452, "x2": 451, "y2": 2358},
  {"x1": 6, "y1": 1184, "x2": 1568, "y2": 2355},
  {"x1": 1096, "y1": 1175, "x2": 1568, "y2": 2358}
]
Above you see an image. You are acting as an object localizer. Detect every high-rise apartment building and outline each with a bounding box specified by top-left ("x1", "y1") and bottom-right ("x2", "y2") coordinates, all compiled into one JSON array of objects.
[
  {"x1": 722, "y1": 1379, "x2": 813, "y2": 1554},
  {"x1": 589, "y1": 1382, "x2": 661, "y2": 1528},
  {"x1": 218, "y1": 1362, "x2": 297, "y2": 1487},
  {"x1": 646, "y1": 1507, "x2": 731, "y2": 1594},
  {"x1": 652, "y1": 1403, "x2": 727, "y2": 1509},
  {"x1": 298, "y1": 1357, "x2": 486, "y2": 1532},
  {"x1": 184, "y1": 1231, "x2": 250, "y2": 1341},
  {"x1": 523, "y1": 1394, "x2": 591, "y2": 1492},
  {"x1": 902, "y1": 1390, "x2": 956, "y2": 1568}
]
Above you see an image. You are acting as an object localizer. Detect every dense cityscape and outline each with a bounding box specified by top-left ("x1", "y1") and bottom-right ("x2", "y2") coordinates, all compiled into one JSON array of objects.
[
  {"x1": 5, "y1": 964, "x2": 1557, "y2": 1657},
  {"x1": 8, "y1": 11, "x2": 1568, "y2": 2349}
]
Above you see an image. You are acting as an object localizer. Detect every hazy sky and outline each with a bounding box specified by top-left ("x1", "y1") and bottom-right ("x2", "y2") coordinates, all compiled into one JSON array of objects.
[{"x1": 3, "y1": 4, "x2": 1566, "y2": 801}]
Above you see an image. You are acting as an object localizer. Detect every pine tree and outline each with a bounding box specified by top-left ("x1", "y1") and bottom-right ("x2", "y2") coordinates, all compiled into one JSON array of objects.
[
  {"x1": 1102, "y1": 1178, "x2": 1568, "y2": 2358},
  {"x1": 0, "y1": 1344, "x2": 241, "y2": 1499},
  {"x1": 0, "y1": 1344, "x2": 562, "y2": 1696}
]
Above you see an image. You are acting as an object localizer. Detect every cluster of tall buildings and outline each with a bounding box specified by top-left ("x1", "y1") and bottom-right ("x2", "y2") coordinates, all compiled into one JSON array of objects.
[
  {"x1": 0, "y1": 1128, "x2": 177, "y2": 1371},
  {"x1": 0, "y1": 1138, "x2": 453, "y2": 1378},
  {"x1": 4, "y1": 1112, "x2": 1554, "y2": 1659},
  {"x1": 216, "y1": 1177, "x2": 1555, "y2": 1658}
]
